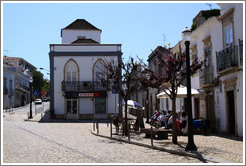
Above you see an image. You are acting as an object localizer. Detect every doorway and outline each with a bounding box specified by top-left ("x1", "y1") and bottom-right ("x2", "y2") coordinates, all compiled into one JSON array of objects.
[
  {"x1": 227, "y1": 90, "x2": 235, "y2": 135},
  {"x1": 94, "y1": 98, "x2": 107, "y2": 119},
  {"x1": 194, "y1": 98, "x2": 200, "y2": 119},
  {"x1": 206, "y1": 94, "x2": 216, "y2": 132},
  {"x1": 66, "y1": 99, "x2": 78, "y2": 119}
]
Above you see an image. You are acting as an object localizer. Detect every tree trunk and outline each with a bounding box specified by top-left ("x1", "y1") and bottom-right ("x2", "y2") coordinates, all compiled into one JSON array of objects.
[
  {"x1": 172, "y1": 96, "x2": 178, "y2": 144},
  {"x1": 124, "y1": 99, "x2": 128, "y2": 136}
]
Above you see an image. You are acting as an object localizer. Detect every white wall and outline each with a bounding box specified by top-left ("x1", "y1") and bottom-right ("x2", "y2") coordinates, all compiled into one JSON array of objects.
[
  {"x1": 52, "y1": 45, "x2": 120, "y2": 52},
  {"x1": 79, "y1": 98, "x2": 93, "y2": 114},
  {"x1": 53, "y1": 55, "x2": 119, "y2": 115},
  {"x1": 236, "y1": 71, "x2": 243, "y2": 137},
  {"x1": 62, "y1": 29, "x2": 101, "y2": 44},
  {"x1": 107, "y1": 93, "x2": 119, "y2": 114},
  {"x1": 3, "y1": 68, "x2": 15, "y2": 109}
]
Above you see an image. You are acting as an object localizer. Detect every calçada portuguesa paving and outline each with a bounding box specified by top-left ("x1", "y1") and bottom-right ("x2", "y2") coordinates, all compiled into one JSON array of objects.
[{"x1": 2, "y1": 105, "x2": 244, "y2": 164}]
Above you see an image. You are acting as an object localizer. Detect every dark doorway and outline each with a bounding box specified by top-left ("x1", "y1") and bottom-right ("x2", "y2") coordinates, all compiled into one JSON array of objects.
[
  {"x1": 206, "y1": 94, "x2": 216, "y2": 132},
  {"x1": 227, "y1": 90, "x2": 235, "y2": 135},
  {"x1": 194, "y1": 98, "x2": 200, "y2": 119}
]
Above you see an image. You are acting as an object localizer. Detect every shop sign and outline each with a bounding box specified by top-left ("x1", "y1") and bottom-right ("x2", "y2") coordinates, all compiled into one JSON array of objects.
[{"x1": 79, "y1": 93, "x2": 94, "y2": 97}]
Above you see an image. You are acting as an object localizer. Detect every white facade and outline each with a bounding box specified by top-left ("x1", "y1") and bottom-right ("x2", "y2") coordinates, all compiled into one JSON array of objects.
[
  {"x1": 49, "y1": 19, "x2": 122, "y2": 120},
  {"x1": 190, "y1": 3, "x2": 243, "y2": 137},
  {"x1": 3, "y1": 60, "x2": 31, "y2": 109},
  {"x1": 52, "y1": 55, "x2": 120, "y2": 119},
  {"x1": 61, "y1": 30, "x2": 101, "y2": 44},
  {"x1": 3, "y1": 64, "x2": 16, "y2": 109},
  {"x1": 158, "y1": 3, "x2": 244, "y2": 137}
]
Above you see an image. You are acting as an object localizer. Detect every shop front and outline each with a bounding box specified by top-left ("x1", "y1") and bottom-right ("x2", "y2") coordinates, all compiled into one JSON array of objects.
[{"x1": 65, "y1": 91, "x2": 107, "y2": 120}]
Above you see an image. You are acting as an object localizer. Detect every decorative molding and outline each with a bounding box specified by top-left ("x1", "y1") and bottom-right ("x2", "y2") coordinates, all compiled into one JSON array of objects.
[{"x1": 202, "y1": 36, "x2": 211, "y2": 45}]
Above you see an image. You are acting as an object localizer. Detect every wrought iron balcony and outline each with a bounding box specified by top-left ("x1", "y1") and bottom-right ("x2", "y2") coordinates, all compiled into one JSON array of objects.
[
  {"x1": 9, "y1": 89, "x2": 14, "y2": 96},
  {"x1": 3, "y1": 88, "x2": 8, "y2": 94},
  {"x1": 216, "y1": 45, "x2": 239, "y2": 73},
  {"x1": 199, "y1": 66, "x2": 214, "y2": 88},
  {"x1": 61, "y1": 81, "x2": 106, "y2": 92},
  {"x1": 15, "y1": 83, "x2": 29, "y2": 92},
  {"x1": 239, "y1": 39, "x2": 243, "y2": 64}
]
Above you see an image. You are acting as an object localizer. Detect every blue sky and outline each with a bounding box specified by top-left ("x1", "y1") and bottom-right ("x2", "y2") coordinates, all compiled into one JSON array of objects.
[{"x1": 2, "y1": 2, "x2": 220, "y2": 79}]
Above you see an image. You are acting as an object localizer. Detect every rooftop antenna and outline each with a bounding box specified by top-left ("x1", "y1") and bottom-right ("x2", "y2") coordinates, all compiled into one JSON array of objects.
[
  {"x1": 163, "y1": 34, "x2": 166, "y2": 47},
  {"x1": 206, "y1": 3, "x2": 212, "y2": 10},
  {"x1": 3, "y1": 50, "x2": 10, "y2": 56}
]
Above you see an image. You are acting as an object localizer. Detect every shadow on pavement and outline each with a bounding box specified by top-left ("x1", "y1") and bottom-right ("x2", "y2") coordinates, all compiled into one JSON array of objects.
[{"x1": 38, "y1": 110, "x2": 110, "y2": 124}]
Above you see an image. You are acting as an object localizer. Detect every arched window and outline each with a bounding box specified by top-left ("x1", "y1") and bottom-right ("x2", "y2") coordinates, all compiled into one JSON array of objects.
[
  {"x1": 65, "y1": 60, "x2": 79, "y2": 83},
  {"x1": 93, "y1": 59, "x2": 106, "y2": 82}
]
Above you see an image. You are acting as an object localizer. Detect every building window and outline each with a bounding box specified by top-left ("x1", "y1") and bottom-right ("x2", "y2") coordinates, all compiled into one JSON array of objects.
[
  {"x1": 93, "y1": 59, "x2": 106, "y2": 82},
  {"x1": 65, "y1": 60, "x2": 79, "y2": 83},
  {"x1": 225, "y1": 25, "x2": 233, "y2": 47},
  {"x1": 222, "y1": 12, "x2": 234, "y2": 48},
  {"x1": 204, "y1": 46, "x2": 211, "y2": 67},
  {"x1": 9, "y1": 80, "x2": 13, "y2": 90},
  {"x1": 4, "y1": 77, "x2": 7, "y2": 90}
]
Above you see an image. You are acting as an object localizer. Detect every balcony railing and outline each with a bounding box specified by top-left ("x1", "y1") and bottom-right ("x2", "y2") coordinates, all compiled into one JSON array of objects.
[
  {"x1": 3, "y1": 88, "x2": 8, "y2": 94},
  {"x1": 15, "y1": 83, "x2": 29, "y2": 92},
  {"x1": 9, "y1": 89, "x2": 14, "y2": 96},
  {"x1": 199, "y1": 66, "x2": 214, "y2": 87},
  {"x1": 216, "y1": 45, "x2": 238, "y2": 73},
  {"x1": 62, "y1": 81, "x2": 106, "y2": 92},
  {"x1": 239, "y1": 39, "x2": 243, "y2": 64}
]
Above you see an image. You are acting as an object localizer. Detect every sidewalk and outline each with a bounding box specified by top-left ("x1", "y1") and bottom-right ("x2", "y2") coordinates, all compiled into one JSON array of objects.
[
  {"x1": 22, "y1": 110, "x2": 244, "y2": 163},
  {"x1": 91, "y1": 121, "x2": 243, "y2": 163}
]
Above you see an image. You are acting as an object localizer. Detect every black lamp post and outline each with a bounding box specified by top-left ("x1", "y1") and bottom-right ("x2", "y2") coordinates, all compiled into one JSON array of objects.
[
  {"x1": 29, "y1": 76, "x2": 33, "y2": 119},
  {"x1": 145, "y1": 73, "x2": 150, "y2": 123},
  {"x1": 182, "y1": 27, "x2": 197, "y2": 151},
  {"x1": 146, "y1": 88, "x2": 149, "y2": 123}
]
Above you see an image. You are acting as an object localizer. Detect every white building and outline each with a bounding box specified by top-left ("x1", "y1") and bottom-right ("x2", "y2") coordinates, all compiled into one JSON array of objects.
[
  {"x1": 49, "y1": 19, "x2": 122, "y2": 120},
  {"x1": 3, "y1": 57, "x2": 35, "y2": 109},
  {"x1": 158, "y1": 3, "x2": 243, "y2": 137},
  {"x1": 190, "y1": 3, "x2": 243, "y2": 137}
]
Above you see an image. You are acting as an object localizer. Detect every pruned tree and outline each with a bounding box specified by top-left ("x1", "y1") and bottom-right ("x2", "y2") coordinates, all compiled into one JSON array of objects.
[
  {"x1": 140, "y1": 44, "x2": 202, "y2": 144},
  {"x1": 97, "y1": 57, "x2": 142, "y2": 136}
]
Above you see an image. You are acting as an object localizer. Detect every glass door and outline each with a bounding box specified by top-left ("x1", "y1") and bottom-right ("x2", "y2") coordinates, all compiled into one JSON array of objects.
[{"x1": 66, "y1": 99, "x2": 78, "y2": 119}]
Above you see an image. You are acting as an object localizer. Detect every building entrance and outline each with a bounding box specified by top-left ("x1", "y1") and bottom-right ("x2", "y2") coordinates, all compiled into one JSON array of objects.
[
  {"x1": 94, "y1": 98, "x2": 107, "y2": 119},
  {"x1": 66, "y1": 99, "x2": 78, "y2": 119},
  {"x1": 227, "y1": 90, "x2": 235, "y2": 135}
]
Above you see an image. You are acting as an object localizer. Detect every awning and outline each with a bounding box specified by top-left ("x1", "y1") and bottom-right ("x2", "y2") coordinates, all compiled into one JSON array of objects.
[
  {"x1": 157, "y1": 85, "x2": 201, "y2": 98},
  {"x1": 122, "y1": 100, "x2": 143, "y2": 108}
]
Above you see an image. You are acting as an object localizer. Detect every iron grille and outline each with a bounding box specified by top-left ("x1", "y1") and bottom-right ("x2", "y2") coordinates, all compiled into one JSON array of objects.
[
  {"x1": 216, "y1": 45, "x2": 238, "y2": 72},
  {"x1": 199, "y1": 66, "x2": 213, "y2": 86},
  {"x1": 62, "y1": 81, "x2": 106, "y2": 92}
]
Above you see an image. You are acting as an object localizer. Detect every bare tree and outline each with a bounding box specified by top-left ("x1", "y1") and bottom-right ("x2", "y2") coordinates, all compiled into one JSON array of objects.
[
  {"x1": 97, "y1": 57, "x2": 142, "y2": 136},
  {"x1": 140, "y1": 45, "x2": 202, "y2": 144}
]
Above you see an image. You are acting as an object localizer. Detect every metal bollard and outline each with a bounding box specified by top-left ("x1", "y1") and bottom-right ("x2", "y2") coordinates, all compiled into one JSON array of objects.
[
  {"x1": 96, "y1": 121, "x2": 99, "y2": 135},
  {"x1": 151, "y1": 126, "x2": 153, "y2": 146},
  {"x1": 110, "y1": 120, "x2": 112, "y2": 138},
  {"x1": 128, "y1": 123, "x2": 130, "y2": 142},
  {"x1": 93, "y1": 119, "x2": 95, "y2": 131}
]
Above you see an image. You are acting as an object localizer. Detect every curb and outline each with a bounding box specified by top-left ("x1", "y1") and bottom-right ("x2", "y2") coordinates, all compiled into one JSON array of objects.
[{"x1": 91, "y1": 130, "x2": 211, "y2": 163}]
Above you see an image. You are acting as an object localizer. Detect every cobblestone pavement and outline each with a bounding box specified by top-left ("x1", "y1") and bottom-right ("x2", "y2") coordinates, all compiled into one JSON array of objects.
[
  {"x1": 2, "y1": 106, "x2": 244, "y2": 164},
  {"x1": 3, "y1": 105, "x2": 202, "y2": 164},
  {"x1": 94, "y1": 122, "x2": 244, "y2": 164}
]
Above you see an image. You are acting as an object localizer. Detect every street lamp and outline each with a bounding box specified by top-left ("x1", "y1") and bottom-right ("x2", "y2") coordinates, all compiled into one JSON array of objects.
[
  {"x1": 145, "y1": 73, "x2": 150, "y2": 123},
  {"x1": 29, "y1": 76, "x2": 33, "y2": 119},
  {"x1": 182, "y1": 27, "x2": 197, "y2": 151}
]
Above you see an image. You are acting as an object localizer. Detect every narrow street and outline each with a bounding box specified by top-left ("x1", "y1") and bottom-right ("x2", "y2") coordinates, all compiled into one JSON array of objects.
[{"x1": 2, "y1": 103, "x2": 202, "y2": 163}]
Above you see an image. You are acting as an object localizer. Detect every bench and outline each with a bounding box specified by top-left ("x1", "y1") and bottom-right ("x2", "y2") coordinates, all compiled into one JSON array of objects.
[{"x1": 140, "y1": 128, "x2": 172, "y2": 139}]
